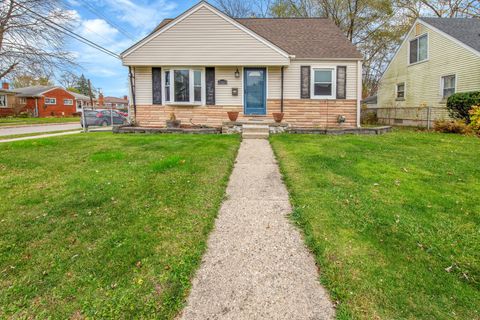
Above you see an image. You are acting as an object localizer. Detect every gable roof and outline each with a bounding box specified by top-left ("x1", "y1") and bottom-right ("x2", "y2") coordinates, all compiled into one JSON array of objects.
[
  {"x1": 122, "y1": 1, "x2": 290, "y2": 60},
  {"x1": 123, "y1": 1, "x2": 362, "y2": 60},
  {"x1": 14, "y1": 85, "x2": 59, "y2": 97},
  {"x1": 420, "y1": 17, "x2": 480, "y2": 54},
  {"x1": 105, "y1": 96, "x2": 128, "y2": 104}
]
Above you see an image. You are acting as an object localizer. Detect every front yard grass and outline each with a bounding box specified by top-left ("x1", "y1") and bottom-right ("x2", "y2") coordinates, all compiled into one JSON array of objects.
[
  {"x1": 270, "y1": 130, "x2": 480, "y2": 319},
  {"x1": 0, "y1": 117, "x2": 80, "y2": 127},
  {"x1": 0, "y1": 133, "x2": 240, "y2": 318}
]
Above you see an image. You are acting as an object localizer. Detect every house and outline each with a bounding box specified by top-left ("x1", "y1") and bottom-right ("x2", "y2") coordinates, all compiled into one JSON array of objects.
[
  {"x1": 14, "y1": 86, "x2": 77, "y2": 117},
  {"x1": 377, "y1": 18, "x2": 480, "y2": 126},
  {"x1": 69, "y1": 91, "x2": 95, "y2": 112},
  {"x1": 104, "y1": 96, "x2": 129, "y2": 110},
  {"x1": 0, "y1": 83, "x2": 19, "y2": 117},
  {"x1": 120, "y1": 1, "x2": 363, "y2": 128}
]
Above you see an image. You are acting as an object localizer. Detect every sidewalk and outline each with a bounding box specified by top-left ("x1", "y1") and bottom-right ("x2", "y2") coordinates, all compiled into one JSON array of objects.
[{"x1": 180, "y1": 139, "x2": 334, "y2": 319}]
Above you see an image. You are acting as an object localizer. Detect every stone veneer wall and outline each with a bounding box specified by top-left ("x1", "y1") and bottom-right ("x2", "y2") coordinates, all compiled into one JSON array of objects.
[{"x1": 135, "y1": 99, "x2": 357, "y2": 128}]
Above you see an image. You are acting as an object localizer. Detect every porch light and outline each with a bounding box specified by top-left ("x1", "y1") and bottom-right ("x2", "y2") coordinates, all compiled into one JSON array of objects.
[{"x1": 234, "y1": 68, "x2": 240, "y2": 78}]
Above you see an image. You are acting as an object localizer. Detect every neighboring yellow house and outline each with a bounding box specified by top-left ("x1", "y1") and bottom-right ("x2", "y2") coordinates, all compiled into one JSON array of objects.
[{"x1": 377, "y1": 18, "x2": 480, "y2": 126}]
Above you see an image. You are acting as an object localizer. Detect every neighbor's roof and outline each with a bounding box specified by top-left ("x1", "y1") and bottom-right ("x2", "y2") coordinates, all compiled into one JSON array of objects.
[
  {"x1": 149, "y1": 17, "x2": 362, "y2": 60},
  {"x1": 13, "y1": 85, "x2": 59, "y2": 97},
  {"x1": 104, "y1": 96, "x2": 128, "y2": 103},
  {"x1": 69, "y1": 91, "x2": 92, "y2": 101},
  {"x1": 420, "y1": 17, "x2": 480, "y2": 53}
]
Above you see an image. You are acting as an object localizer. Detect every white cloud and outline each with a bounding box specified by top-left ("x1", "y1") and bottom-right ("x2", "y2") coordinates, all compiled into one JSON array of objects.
[
  {"x1": 79, "y1": 19, "x2": 119, "y2": 43},
  {"x1": 103, "y1": 0, "x2": 177, "y2": 31}
]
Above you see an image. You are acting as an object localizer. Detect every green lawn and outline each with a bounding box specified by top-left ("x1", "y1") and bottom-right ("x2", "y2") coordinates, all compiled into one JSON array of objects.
[
  {"x1": 0, "y1": 117, "x2": 80, "y2": 127},
  {"x1": 270, "y1": 130, "x2": 480, "y2": 320},
  {"x1": 0, "y1": 129, "x2": 81, "y2": 140},
  {"x1": 0, "y1": 133, "x2": 240, "y2": 318}
]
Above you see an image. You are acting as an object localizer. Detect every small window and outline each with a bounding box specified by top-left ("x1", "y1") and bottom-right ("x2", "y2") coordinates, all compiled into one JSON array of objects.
[
  {"x1": 313, "y1": 68, "x2": 334, "y2": 98},
  {"x1": 442, "y1": 75, "x2": 456, "y2": 98},
  {"x1": 396, "y1": 83, "x2": 405, "y2": 98},
  {"x1": 0, "y1": 95, "x2": 7, "y2": 107},
  {"x1": 45, "y1": 98, "x2": 56, "y2": 105},
  {"x1": 410, "y1": 34, "x2": 428, "y2": 64},
  {"x1": 19, "y1": 97, "x2": 26, "y2": 104},
  {"x1": 194, "y1": 70, "x2": 202, "y2": 102},
  {"x1": 165, "y1": 71, "x2": 171, "y2": 102},
  {"x1": 64, "y1": 99, "x2": 73, "y2": 105}
]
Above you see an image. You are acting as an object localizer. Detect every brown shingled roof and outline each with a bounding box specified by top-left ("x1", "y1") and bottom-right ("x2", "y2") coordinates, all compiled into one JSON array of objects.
[{"x1": 150, "y1": 17, "x2": 362, "y2": 60}]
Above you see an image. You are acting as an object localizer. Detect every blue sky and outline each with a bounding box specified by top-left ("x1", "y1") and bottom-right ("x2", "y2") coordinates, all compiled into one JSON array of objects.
[{"x1": 64, "y1": 0, "x2": 199, "y2": 97}]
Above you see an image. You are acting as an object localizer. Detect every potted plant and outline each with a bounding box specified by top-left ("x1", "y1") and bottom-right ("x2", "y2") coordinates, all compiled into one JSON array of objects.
[
  {"x1": 272, "y1": 112, "x2": 284, "y2": 123},
  {"x1": 227, "y1": 111, "x2": 239, "y2": 122},
  {"x1": 166, "y1": 112, "x2": 181, "y2": 128}
]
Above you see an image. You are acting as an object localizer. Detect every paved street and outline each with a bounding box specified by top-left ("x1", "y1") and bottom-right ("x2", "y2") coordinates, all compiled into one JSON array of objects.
[{"x1": 0, "y1": 123, "x2": 81, "y2": 137}]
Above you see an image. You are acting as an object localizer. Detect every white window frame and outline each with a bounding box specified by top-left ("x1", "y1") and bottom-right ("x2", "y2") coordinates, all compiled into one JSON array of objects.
[
  {"x1": 396, "y1": 82, "x2": 406, "y2": 99},
  {"x1": 408, "y1": 33, "x2": 429, "y2": 65},
  {"x1": 19, "y1": 97, "x2": 26, "y2": 104},
  {"x1": 64, "y1": 99, "x2": 73, "y2": 105},
  {"x1": 0, "y1": 94, "x2": 7, "y2": 108},
  {"x1": 311, "y1": 67, "x2": 336, "y2": 100},
  {"x1": 440, "y1": 74, "x2": 456, "y2": 99},
  {"x1": 45, "y1": 98, "x2": 56, "y2": 105},
  {"x1": 162, "y1": 68, "x2": 205, "y2": 105}
]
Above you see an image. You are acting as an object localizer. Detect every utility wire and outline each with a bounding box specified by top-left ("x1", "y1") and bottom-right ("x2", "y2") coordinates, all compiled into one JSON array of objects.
[
  {"x1": 76, "y1": 0, "x2": 137, "y2": 41},
  {"x1": 12, "y1": 0, "x2": 121, "y2": 59}
]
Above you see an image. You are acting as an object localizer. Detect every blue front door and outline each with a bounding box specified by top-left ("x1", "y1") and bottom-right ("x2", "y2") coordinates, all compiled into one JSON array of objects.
[{"x1": 244, "y1": 68, "x2": 266, "y2": 115}]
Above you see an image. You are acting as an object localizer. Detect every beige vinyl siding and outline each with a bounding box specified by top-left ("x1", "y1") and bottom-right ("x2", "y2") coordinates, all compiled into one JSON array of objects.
[
  {"x1": 123, "y1": 6, "x2": 289, "y2": 66},
  {"x1": 378, "y1": 22, "x2": 480, "y2": 111},
  {"x1": 215, "y1": 67, "x2": 242, "y2": 105},
  {"x1": 133, "y1": 62, "x2": 360, "y2": 106},
  {"x1": 134, "y1": 67, "x2": 152, "y2": 105},
  {"x1": 281, "y1": 60, "x2": 358, "y2": 99}
]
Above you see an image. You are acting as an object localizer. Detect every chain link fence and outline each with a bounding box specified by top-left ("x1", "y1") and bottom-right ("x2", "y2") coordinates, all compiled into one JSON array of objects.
[{"x1": 361, "y1": 106, "x2": 451, "y2": 128}]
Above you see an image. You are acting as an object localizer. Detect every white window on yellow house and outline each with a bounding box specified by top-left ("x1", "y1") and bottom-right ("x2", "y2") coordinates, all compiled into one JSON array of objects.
[
  {"x1": 396, "y1": 83, "x2": 405, "y2": 99},
  {"x1": 441, "y1": 75, "x2": 456, "y2": 98},
  {"x1": 409, "y1": 34, "x2": 428, "y2": 64}
]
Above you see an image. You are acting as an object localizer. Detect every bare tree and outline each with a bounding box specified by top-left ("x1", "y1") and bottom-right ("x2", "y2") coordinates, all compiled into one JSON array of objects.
[
  {"x1": 213, "y1": 0, "x2": 274, "y2": 17},
  {"x1": 58, "y1": 71, "x2": 79, "y2": 89},
  {"x1": 0, "y1": 0, "x2": 76, "y2": 80}
]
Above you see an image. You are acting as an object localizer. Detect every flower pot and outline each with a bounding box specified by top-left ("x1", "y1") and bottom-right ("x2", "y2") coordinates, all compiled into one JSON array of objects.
[
  {"x1": 272, "y1": 112, "x2": 284, "y2": 123},
  {"x1": 227, "y1": 111, "x2": 239, "y2": 122},
  {"x1": 166, "y1": 120, "x2": 181, "y2": 128}
]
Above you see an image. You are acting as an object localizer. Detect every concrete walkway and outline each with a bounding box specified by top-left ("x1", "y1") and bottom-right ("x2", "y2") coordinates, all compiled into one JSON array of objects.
[
  {"x1": 0, "y1": 130, "x2": 81, "y2": 143},
  {"x1": 0, "y1": 123, "x2": 81, "y2": 137},
  {"x1": 181, "y1": 139, "x2": 334, "y2": 319}
]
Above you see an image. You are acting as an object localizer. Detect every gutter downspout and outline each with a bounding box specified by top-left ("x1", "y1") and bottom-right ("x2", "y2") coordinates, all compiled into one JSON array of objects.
[
  {"x1": 357, "y1": 60, "x2": 363, "y2": 128},
  {"x1": 128, "y1": 66, "x2": 137, "y2": 123},
  {"x1": 280, "y1": 66, "x2": 284, "y2": 113}
]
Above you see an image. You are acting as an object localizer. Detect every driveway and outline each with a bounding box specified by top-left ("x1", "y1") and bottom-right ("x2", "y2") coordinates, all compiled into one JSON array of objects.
[{"x1": 0, "y1": 123, "x2": 81, "y2": 137}]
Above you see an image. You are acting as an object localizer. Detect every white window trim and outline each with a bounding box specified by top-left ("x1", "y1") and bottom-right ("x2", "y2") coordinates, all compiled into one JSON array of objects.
[
  {"x1": 311, "y1": 67, "x2": 336, "y2": 100},
  {"x1": 45, "y1": 98, "x2": 56, "y2": 105},
  {"x1": 440, "y1": 74, "x2": 457, "y2": 99},
  {"x1": 64, "y1": 99, "x2": 73, "y2": 105},
  {"x1": 408, "y1": 33, "x2": 429, "y2": 66},
  {"x1": 395, "y1": 82, "x2": 406, "y2": 100},
  {"x1": 0, "y1": 94, "x2": 8, "y2": 108},
  {"x1": 162, "y1": 68, "x2": 205, "y2": 106}
]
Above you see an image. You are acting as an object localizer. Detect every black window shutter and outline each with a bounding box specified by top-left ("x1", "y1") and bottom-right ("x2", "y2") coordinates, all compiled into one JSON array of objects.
[
  {"x1": 205, "y1": 67, "x2": 215, "y2": 105},
  {"x1": 152, "y1": 67, "x2": 162, "y2": 105},
  {"x1": 336, "y1": 66, "x2": 347, "y2": 99},
  {"x1": 409, "y1": 39, "x2": 418, "y2": 64},
  {"x1": 300, "y1": 66, "x2": 310, "y2": 99}
]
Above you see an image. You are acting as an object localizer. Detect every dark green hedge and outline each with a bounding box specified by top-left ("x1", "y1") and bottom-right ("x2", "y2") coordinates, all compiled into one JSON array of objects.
[{"x1": 446, "y1": 91, "x2": 480, "y2": 122}]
